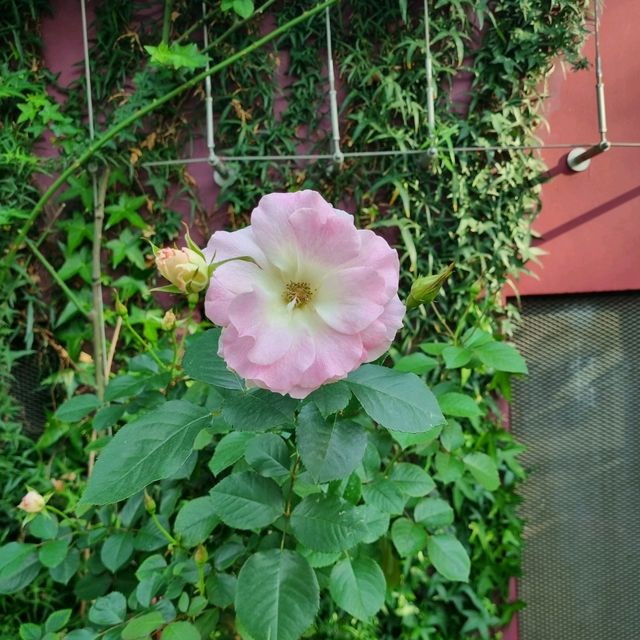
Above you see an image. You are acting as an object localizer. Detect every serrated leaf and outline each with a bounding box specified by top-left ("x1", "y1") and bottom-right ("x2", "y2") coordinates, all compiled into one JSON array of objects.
[
  {"x1": 391, "y1": 517, "x2": 428, "y2": 556},
  {"x1": 437, "y1": 392, "x2": 482, "y2": 418},
  {"x1": 245, "y1": 433, "x2": 291, "y2": 479},
  {"x1": 348, "y1": 365, "x2": 444, "y2": 433},
  {"x1": 174, "y1": 496, "x2": 219, "y2": 547},
  {"x1": 441, "y1": 346, "x2": 472, "y2": 369},
  {"x1": 297, "y1": 404, "x2": 367, "y2": 483},
  {"x1": 88, "y1": 592, "x2": 126, "y2": 626},
  {"x1": 362, "y1": 479, "x2": 406, "y2": 515},
  {"x1": 223, "y1": 389, "x2": 297, "y2": 431},
  {"x1": 427, "y1": 534, "x2": 470, "y2": 582},
  {"x1": 414, "y1": 497, "x2": 454, "y2": 529},
  {"x1": 161, "y1": 621, "x2": 200, "y2": 640},
  {"x1": 38, "y1": 539, "x2": 69, "y2": 568},
  {"x1": 45, "y1": 609, "x2": 71, "y2": 633},
  {"x1": 208, "y1": 432, "x2": 256, "y2": 476},
  {"x1": 235, "y1": 550, "x2": 319, "y2": 640},
  {"x1": 291, "y1": 494, "x2": 368, "y2": 552},
  {"x1": 473, "y1": 341, "x2": 528, "y2": 373},
  {"x1": 390, "y1": 463, "x2": 435, "y2": 497},
  {"x1": 49, "y1": 548, "x2": 80, "y2": 585},
  {"x1": 329, "y1": 557, "x2": 386, "y2": 621},
  {"x1": 183, "y1": 330, "x2": 243, "y2": 390},
  {"x1": 306, "y1": 381, "x2": 351, "y2": 417},
  {"x1": 100, "y1": 531, "x2": 134, "y2": 573},
  {"x1": 121, "y1": 612, "x2": 164, "y2": 640},
  {"x1": 463, "y1": 452, "x2": 500, "y2": 490},
  {"x1": 0, "y1": 543, "x2": 39, "y2": 595},
  {"x1": 393, "y1": 353, "x2": 437, "y2": 374},
  {"x1": 210, "y1": 471, "x2": 283, "y2": 529},
  {"x1": 83, "y1": 400, "x2": 211, "y2": 505},
  {"x1": 440, "y1": 420, "x2": 464, "y2": 451},
  {"x1": 55, "y1": 394, "x2": 100, "y2": 422}
]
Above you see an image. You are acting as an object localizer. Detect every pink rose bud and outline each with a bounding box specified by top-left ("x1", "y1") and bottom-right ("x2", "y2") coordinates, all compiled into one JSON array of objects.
[
  {"x1": 18, "y1": 490, "x2": 46, "y2": 514},
  {"x1": 155, "y1": 247, "x2": 209, "y2": 294}
]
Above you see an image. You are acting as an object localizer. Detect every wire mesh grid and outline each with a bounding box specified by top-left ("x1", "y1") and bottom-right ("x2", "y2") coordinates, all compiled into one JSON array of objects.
[{"x1": 511, "y1": 292, "x2": 640, "y2": 640}]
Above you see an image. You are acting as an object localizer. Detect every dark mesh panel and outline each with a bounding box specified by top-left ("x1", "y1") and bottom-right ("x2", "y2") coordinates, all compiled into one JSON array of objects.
[{"x1": 512, "y1": 292, "x2": 640, "y2": 640}]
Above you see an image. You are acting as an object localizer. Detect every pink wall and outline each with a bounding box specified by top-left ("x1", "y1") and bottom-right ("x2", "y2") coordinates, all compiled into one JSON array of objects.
[{"x1": 512, "y1": 0, "x2": 640, "y2": 298}]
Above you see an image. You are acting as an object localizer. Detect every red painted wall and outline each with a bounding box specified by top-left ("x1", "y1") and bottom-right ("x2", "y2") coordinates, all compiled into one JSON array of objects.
[{"x1": 512, "y1": 0, "x2": 640, "y2": 298}]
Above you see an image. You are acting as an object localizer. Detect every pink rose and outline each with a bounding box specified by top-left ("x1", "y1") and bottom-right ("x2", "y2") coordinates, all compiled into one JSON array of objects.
[
  {"x1": 155, "y1": 247, "x2": 209, "y2": 293},
  {"x1": 18, "y1": 490, "x2": 46, "y2": 513},
  {"x1": 204, "y1": 190, "x2": 405, "y2": 398}
]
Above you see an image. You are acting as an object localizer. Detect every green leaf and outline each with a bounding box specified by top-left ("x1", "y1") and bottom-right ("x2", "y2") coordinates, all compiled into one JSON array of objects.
[
  {"x1": 0, "y1": 542, "x2": 39, "y2": 594},
  {"x1": 120, "y1": 612, "x2": 164, "y2": 640},
  {"x1": 45, "y1": 609, "x2": 71, "y2": 633},
  {"x1": 347, "y1": 365, "x2": 444, "y2": 433},
  {"x1": 49, "y1": 548, "x2": 80, "y2": 585},
  {"x1": 236, "y1": 549, "x2": 319, "y2": 640},
  {"x1": 209, "y1": 471, "x2": 283, "y2": 529},
  {"x1": 223, "y1": 389, "x2": 297, "y2": 431},
  {"x1": 463, "y1": 452, "x2": 500, "y2": 490},
  {"x1": 414, "y1": 497, "x2": 454, "y2": 529},
  {"x1": 441, "y1": 346, "x2": 472, "y2": 369},
  {"x1": 64, "y1": 631, "x2": 96, "y2": 640},
  {"x1": 435, "y1": 452, "x2": 464, "y2": 483},
  {"x1": 393, "y1": 353, "x2": 437, "y2": 375},
  {"x1": 391, "y1": 518, "x2": 428, "y2": 556},
  {"x1": 88, "y1": 592, "x2": 126, "y2": 626},
  {"x1": 55, "y1": 393, "x2": 100, "y2": 422},
  {"x1": 473, "y1": 341, "x2": 528, "y2": 374},
  {"x1": 161, "y1": 621, "x2": 201, "y2": 640},
  {"x1": 306, "y1": 381, "x2": 351, "y2": 417},
  {"x1": 29, "y1": 513, "x2": 58, "y2": 539},
  {"x1": 329, "y1": 557, "x2": 386, "y2": 621},
  {"x1": 104, "y1": 194, "x2": 148, "y2": 230},
  {"x1": 437, "y1": 392, "x2": 482, "y2": 418},
  {"x1": 106, "y1": 228, "x2": 146, "y2": 269},
  {"x1": 245, "y1": 433, "x2": 291, "y2": 479},
  {"x1": 296, "y1": 404, "x2": 367, "y2": 483},
  {"x1": 38, "y1": 539, "x2": 69, "y2": 568},
  {"x1": 440, "y1": 420, "x2": 464, "y2": 451},
  {"x1": 100, "y1": 531, "x2": 134, "y2": 573},
  {"x1": 357, "y1": 504, "x2": 390, "y2": 543},
  {"x1": 389, "y1": 424, "x2": 442, "y2": 449},
  {"x1": 183, "y1": 330, "x2": 243, "y2": 390},
  {"x1": 82, "y1": 400, "x2": 211, "y2": 504},
  {"x1": 19, "y1": 623, "x2": 41, "y2": 640},
  {"x1": 362, "y1": 479, "x2": 406, "y2": 515},
  {"x1": 232, "y1": 0, "x2": 254, "y2": 19},
  {"x1": 145, "y1": 42, "x2": 209, "y2": 70},
  {"x1": 208, "y1": 432, "x2": 256, "y2": 476},
  {"x1": 427, "y1": 534, "x2": 470, "y2": 582},
  {"x1": 390, "y1": 463, "x2": 435, "y2": 497},
  {"x1": 174, "y1": 496, "x2": 219, "y2": 547},
  {"x1": 93, "y1": 404, "x2": 125, "y2": 431},
  {"x1": 290, "y1": 494, "x2": 367, "y2": 552}
]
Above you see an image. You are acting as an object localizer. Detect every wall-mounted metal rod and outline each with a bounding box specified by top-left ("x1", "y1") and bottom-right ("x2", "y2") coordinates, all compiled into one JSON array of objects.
[
  {"x1": 202, "y1": 2, "x2": 227, "y2": 179},
  {"x1": 325, "y1": 7, "x2": 343, "y2": 164},
  {"x1": 567, "y1": 0, "x2": 610, "y2": 172},
  {"x1": 423, "y1": 0, "x2": 435, "y2": 153}
]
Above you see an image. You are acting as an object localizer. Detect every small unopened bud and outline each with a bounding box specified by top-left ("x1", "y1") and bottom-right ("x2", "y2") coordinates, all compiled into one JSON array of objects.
[
  {"x1": 18, "y1": 490, "x2": 46, "y2": 514},
  {"x1": 406, "y1": 263, "x2": 455, "y2": 310},
  {"x1": 194, "y1": 544, "x2": 208, "y2": 565},
  {"x1": 51, "y1": 479, "x2": 65, "y2": 493},
  {"x1": 144, "y1": 491, "x2": 156, "y2": 515},
  {"x1": 114, "y1": 297, "x2": 128, "y2": 318},
  {"x1": 155, "y1": 247, "x2": 209, "y2": 294},
  {"x1": 161, "y1": 310, "x2": 177, "y2": 331}
]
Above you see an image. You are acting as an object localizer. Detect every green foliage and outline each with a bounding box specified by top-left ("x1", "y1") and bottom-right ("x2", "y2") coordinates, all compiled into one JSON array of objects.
[{"x1": 0, "y1": 0, "x2": 588, "y2": 637}]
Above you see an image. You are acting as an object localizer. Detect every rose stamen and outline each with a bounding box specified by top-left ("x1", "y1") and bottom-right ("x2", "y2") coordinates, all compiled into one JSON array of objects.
[{"x1": 283, "y1": 281, "x2": 313, "y2": 309}]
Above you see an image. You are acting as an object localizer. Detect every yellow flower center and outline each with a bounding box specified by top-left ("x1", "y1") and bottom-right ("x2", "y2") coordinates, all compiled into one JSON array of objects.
[{"x1": 283, "y1": 281, "x2": 313, "y2": 309}]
